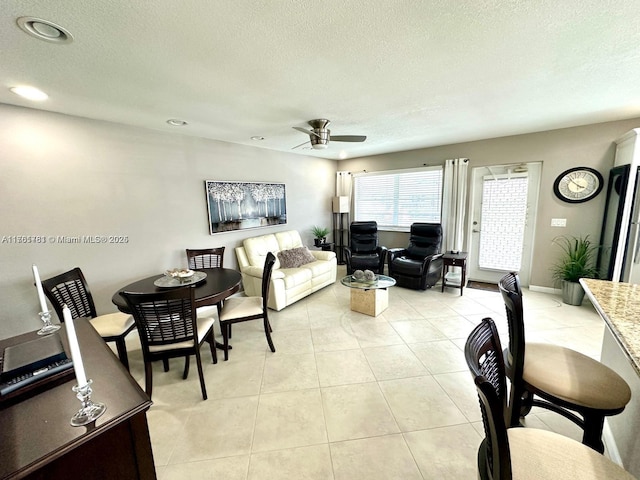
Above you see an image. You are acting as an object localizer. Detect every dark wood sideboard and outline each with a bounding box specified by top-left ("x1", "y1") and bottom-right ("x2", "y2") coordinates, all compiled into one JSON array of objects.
[{"x1": 0, "y1": 319, "x2": 156, "y2": 480}]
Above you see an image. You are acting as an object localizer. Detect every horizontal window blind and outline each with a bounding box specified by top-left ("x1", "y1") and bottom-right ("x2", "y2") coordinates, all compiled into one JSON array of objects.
[{"x1": 354, "y1": 167, "x2": 443, "y2": 229}]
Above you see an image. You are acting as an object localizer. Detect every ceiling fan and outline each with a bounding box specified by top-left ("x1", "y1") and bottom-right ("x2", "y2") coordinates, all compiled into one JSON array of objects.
[{"x1": 292, "y1": 119, "x2": 366, "y2": 150}]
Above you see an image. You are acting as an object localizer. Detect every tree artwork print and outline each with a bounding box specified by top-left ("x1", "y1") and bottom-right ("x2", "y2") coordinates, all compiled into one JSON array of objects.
[{"x1": 205, "y1": 181, "x2": 287, "y2": 233}]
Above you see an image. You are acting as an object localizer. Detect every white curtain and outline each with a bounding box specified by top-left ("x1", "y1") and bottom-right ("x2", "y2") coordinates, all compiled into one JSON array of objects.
[{"x1": 442, "y1": 158, "x2": 469, "y2": 252}]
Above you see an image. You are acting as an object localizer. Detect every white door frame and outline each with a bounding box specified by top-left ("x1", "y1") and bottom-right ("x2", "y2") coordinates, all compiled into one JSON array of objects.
[{"x1": 466, "y1": 162, "x2": 541, "y2": 286}]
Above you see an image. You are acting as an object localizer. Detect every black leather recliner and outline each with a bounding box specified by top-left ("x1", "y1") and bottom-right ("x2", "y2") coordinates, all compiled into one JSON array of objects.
[
  {"x1": 345, "y1": 221, "x2": 387, "y2": 275},
  {"x1": 388, "y1": 223, "x2": 443, "y2": 290}
]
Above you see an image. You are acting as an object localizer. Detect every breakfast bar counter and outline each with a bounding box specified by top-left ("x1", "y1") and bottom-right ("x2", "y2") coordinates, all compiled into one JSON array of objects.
[
  {"x1": 580, "y1": 278, "x2": 640, "y2": 475},
  {"x1": 580, "y1": 279, "x2": 640, "y2": 374}
]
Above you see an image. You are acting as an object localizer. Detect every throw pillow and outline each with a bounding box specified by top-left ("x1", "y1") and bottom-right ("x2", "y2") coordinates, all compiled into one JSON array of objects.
[{"x1": 277, "y1": 247, "x2": 316, "y2": 268}]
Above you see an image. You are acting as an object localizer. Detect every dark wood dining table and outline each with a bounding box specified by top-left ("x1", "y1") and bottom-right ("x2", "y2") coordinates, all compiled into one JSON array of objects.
[{"x1": 111, "y1": 268, "x2": 242, "y2": 348}]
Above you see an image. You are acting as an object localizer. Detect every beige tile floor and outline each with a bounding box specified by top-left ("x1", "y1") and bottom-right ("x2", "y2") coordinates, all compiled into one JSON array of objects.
[{"x1": 119, "y1": 266, "x2": 606, "y2": 480}]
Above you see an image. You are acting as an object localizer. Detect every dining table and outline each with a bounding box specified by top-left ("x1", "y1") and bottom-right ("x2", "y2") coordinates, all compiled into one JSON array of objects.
[{"x1": 112, "y1": 267, "x2": 242, "y2": 349}]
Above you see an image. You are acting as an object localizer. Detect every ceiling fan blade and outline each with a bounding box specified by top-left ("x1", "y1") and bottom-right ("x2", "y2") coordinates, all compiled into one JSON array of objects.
[
  {"x1": 293, "y1": 126, "x2": 321, "y2": 138},
  {"x1": 329, "y1": 135, "x2": 367, "y2": 142},
  {"x1": 291, "y1": 140, "x2": 310, "y2": 150}
]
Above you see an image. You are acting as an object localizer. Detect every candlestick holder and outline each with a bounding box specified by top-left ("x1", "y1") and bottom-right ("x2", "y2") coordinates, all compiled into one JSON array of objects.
[
  {"x1": 70, "y1": 379, "x2": 106, "y2": 427},
  {"x1": 37, "y1": 310, "x2": 60, "y2": 336}
]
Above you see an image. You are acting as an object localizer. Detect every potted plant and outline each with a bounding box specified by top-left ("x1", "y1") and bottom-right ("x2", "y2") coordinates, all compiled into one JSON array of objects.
[
  {"x1": 551, "y1": 235, "x2": 600, "y2": 305},
  {"x1": 311, "y1": 226, "x2": 330, "y2": 247}
]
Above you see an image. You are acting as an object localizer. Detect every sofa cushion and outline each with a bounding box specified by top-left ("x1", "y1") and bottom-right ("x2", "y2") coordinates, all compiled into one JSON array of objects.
[
  {"x1": 303, "y1": 259, "x2": 336, "y2": 277},
  {"x1": 277, "y1": 247, "x2": 316, "y2": 268},
  {"x1": 279, "y1": 267, "x2": 313, "y2": 289},
  {"x1": 275, "y1": 230, "x2": 304, "y2": 251},
  {"x1": 244, "y1": 234, "x2": 281, "y2": 269}
]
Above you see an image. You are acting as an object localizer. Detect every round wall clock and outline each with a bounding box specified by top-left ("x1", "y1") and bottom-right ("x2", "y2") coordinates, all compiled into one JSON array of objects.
[{"x1": 553, "y1": 167, "x2": 604, "y2": 203}]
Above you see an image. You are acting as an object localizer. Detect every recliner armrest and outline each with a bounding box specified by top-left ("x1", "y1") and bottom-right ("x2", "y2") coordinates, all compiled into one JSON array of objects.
[
  {"x1": 420, "y1": 252, "x2": 444, "y2": 269},
  {"x1": 387, "y1": 248, "x2": 407, "y2": 263}
]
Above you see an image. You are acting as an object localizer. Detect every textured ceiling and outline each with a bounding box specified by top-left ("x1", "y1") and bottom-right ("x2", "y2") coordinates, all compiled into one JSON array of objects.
[{"x1": 2, "y1": 0, "x2": 640, "y2": 159}]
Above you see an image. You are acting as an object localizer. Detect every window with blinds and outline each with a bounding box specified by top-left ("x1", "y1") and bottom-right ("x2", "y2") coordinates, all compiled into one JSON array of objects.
[{"x1": 353, "y1": 167, "x2": 443, "y2": 230}]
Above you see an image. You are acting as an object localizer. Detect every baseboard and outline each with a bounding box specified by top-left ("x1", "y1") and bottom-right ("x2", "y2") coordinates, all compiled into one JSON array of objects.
[
  {"x1": 527, "y1": 285, "x2": 559, "y2": 294},
  {"x1": 527, "y1": 284, "x2": 593, "y2": 305},
  {"x1": 603, "y1": 419, "x2": 623, "y2": 466}
]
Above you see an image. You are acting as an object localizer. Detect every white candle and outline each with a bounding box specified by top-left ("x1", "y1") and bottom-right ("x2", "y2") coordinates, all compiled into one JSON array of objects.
[
  {"x1": 63, "y1": 305, "x2": 88, "y2": 387},
  {"x1": 32, "y1": 264, "x2": 48, "y2": 313}
]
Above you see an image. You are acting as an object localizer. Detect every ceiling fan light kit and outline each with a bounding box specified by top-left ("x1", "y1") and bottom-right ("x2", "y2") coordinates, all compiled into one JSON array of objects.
[{"x1": 293, "y1": 118, "x2": 366, "y2": 150}]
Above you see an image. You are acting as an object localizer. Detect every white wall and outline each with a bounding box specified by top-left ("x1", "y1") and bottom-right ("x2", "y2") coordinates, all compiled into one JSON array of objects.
[{"x1": 0, "y1": 104, "x2": 336, "y2": 339}]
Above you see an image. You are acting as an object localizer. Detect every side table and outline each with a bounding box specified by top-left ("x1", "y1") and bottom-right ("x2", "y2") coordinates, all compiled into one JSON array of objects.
[
  {"x1": 315, "y1": 242, "x2": 334, "y2": 252},
  {"x1": 442, "y1": 251, "x2": 468, "y2": 295}
]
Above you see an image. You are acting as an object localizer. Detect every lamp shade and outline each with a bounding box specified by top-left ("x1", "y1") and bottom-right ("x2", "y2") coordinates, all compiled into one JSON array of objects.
[{"x1": 332, "y1": 196, "x2": 349, "y2": 213}]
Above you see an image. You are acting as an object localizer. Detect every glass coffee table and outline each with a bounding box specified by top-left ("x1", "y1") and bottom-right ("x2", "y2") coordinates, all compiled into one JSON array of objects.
[{"x1": 340, "y1": 274, "x2": 396, "y2": 317}]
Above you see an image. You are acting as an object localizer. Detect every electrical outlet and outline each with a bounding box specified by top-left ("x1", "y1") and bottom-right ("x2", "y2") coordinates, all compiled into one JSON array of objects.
[{"x1": 551, "y1": 218, "x2": 567, "y2": 227}]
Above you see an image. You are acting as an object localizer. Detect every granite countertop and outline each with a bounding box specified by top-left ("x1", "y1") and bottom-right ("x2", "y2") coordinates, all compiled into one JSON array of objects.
[{"x1": 580, "y1": 278, "x2": 640, "y2": 375}]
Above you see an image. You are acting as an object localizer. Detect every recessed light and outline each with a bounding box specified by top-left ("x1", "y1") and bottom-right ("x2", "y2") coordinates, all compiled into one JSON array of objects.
[
  {"x1": 17, "y1": 17, "x2": 73, "y2": 44},
  {"x1": 166, "y1": 119, "x2": 187, "y2": 126},
  {"x1": 250, "y1": 136, "x2": 265, "y2": 141},
  {"x1": 10, "y1": 86, "x2": 48, "y2": 101}
]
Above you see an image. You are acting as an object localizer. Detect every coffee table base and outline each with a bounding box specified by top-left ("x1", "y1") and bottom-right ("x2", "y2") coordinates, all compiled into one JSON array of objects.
[{"x1": 350, "y1": 288, "x2": 389, "y2": 316}]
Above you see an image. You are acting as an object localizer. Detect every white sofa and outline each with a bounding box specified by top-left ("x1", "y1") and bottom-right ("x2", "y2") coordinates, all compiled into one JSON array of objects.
[{"x1": 235, "y1": 230, "x2": 337, "y2": 311}]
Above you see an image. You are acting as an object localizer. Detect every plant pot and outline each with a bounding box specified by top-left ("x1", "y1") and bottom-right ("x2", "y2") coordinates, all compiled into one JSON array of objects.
[
  {"x1": 314, "y1": 238, "x2": 325, "y2": 247},
  {"x1": 562, "y1": 280, "x2": 585, "y2": 306}
]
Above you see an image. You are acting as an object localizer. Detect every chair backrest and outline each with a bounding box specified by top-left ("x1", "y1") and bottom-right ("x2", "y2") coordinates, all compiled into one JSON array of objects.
[
  {"x1": 261, "y1": 252, "x2": 277, "y2": 310},
  {"x1": 121, "y1": 286, "x2": 197, "y2": 351},
  {"x1": 350, "y1": 221, "x2": 379, "y2": 254},
  {"x1": 465, "y1": 317, "x2": 512, "y2": 480},
  {"x1": 186, "y1": 247, "x2": 225, "y2": 269},
  {"x1": 41, "y1": 267, "x2": 98, "y2": 322},
  {"x1": 406, "y1": 223, "x2": 442, "y2": 259},
  {"x1": 497, "y1": 272, "x2": 525, "y2": 377}
]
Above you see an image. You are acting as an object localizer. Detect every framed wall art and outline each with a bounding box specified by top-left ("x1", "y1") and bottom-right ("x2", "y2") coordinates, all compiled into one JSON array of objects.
[{"x1": 205, "y1": 180, "x2": 287, "y2": 234}]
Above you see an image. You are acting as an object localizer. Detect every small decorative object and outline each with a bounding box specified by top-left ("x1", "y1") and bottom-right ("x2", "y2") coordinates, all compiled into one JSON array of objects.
[
  {"x1": 32, "y1": 265, "x2": 60, "y2": 335},
  {"x1": 165, "y1": 268, "x2": 195, "y2": 283},
  {"x1": 63, "y1": 305, "x2": 106, "y2": 426},
  {"x1": 553, "y1": 167, "x2": 604, "y2": 203},
  {"x1": 551, "y1": 235, "x2": 600, "y2": 305},
  {"x1": 363, "y1": 269, "x2": 376, "y2": 281},
  {"x1": 353, "y1": 269, "x2": 365, "y2": 280},
  {"x1": 312, "y1": 226, "x2": 330, "y2": 247}
]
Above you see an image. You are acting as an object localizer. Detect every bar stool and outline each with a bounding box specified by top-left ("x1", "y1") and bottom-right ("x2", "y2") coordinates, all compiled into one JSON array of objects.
[{"x1": 498, "y1": 272, "x2": 631, "y2": 452}]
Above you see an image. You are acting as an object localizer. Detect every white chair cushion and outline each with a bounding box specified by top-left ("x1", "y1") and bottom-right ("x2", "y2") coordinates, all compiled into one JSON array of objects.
[
  {"x1": 219, "y1": 297, "x2": 263, "y2": 321},
  {"x1": 524, "y1": 342, "x2": 631, "y2": 410},
  {"x1": 89, "y1": 312, "x2": 135, "y2": 337},
  {"x1": 509, "y1": 427, "x2": 635, "y2": 479},
  {"x1": 148, "y1": 316, "x2": 215, "y2": 352},
  {"x1": 196, "y1": 305, "x2": 218, "y2": 319}
]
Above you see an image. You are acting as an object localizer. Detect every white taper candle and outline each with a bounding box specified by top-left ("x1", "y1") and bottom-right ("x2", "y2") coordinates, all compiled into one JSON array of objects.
[
  {"x1": 32, "y1": 264, "x2": 48, "y2": 313},
  {"x1": 63, "y1": 305, "x2": 88, "y2": 387}
]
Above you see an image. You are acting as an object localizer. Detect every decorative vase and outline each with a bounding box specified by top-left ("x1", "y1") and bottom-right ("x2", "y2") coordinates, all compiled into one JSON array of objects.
[
  {"x1": 562, "y1": 280, "x2": 585, "y2": 306},
  {"x1": 314, "y1": 238, "x2": 324, "y2": 247}
]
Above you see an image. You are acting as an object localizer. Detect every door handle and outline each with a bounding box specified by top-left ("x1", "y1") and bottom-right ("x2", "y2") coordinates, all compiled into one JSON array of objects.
[{"x1": 472, "y1": 229, "x2": 481, "y2": 233}]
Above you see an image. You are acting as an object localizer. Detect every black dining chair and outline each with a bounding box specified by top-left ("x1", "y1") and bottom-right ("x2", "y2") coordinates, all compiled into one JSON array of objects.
[
  {"x1": 186, "y1": 247, "x2": 225, "y2": 269},
  {"x1": 498, "y1": 272, "x2": 631, "y2": 452},
  {"x1": 42, "y1": 267, "x2": 136, "y2": 370},
  {"x1": 186, "y1": 247, "x2": 226, "y2": 320},
  {"x1": 121, "y1": 286, "x2": 216, "y2": 400},
  {"x1": 465, "y1": 317, "x2": 635, "y2": 480},
  {"x1": 217, "y1": 252, "x2": 276, "y2": 360}
]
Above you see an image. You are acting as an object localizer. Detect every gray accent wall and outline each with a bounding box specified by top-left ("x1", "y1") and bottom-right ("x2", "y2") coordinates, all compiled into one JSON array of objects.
[
  {"x1": 2, "y1": 101, "x2": 639, "y2": 339},
  {"x1": 340, "y1": 118, "x2": 640, "y2": 288},
  {"x1": 0, "y1": 104, "x2": 336, "y2": 339}
]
